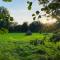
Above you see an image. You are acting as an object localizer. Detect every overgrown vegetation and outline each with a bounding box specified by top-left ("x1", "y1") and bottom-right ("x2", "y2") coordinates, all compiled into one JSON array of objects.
[{"x1": 0, "y1": 33, "x2": 60, "y2": 60}]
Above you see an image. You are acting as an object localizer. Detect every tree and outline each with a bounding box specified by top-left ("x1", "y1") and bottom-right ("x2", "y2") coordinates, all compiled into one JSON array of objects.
[
  {"x1": 27, "y1": 0, "x2": 60, "y2": 21},
  {"x1": 42, "y1": 23, "x2": 57, "y2": 33},
  {"x1": 27, "y1": 0, "x2": 60, "y2": 33},
  {"x1": 32, "y1": 11, "x2": 41, "y2": 21},
  {"x1": 21, "y1": 22, "x2": 28, "y2": 32},
  {"x1": 29, "y1": 21, "x2": 42, "y2": 32},
  {"x1": 2, "y1": 0, "x2": 60, "y2": 19},
  {"x1": 8, "y1": 22, "x2": 18, "y2": 32},
  {"x1": 3, "y1": 0, "x2": 60, "y2": 20},
  {"x1": 2, "y1": 0, "x2": 60, "y2": 33},
  {"x1": 0, "y1": 6, "x2": 13, "y2": 29},
  {"x1": 14, "y1": 25, "x2": 22, "y2": 32}
]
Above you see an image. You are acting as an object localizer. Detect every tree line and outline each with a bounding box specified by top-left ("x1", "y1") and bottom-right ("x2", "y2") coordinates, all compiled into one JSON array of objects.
[{"x1": 0, "y1": 6, "x2": 60, "y2": 33}]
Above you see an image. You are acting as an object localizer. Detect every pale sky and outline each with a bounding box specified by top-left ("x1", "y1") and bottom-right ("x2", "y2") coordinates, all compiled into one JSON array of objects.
[{"x1": 0, "y1": 0, "x2": 57, "y2": 24}]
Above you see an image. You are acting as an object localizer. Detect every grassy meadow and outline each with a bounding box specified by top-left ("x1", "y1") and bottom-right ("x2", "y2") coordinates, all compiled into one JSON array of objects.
[
  {"x1": 0, "y1": 33, "x2": 46, "y2": 42},
  {"x1": 0, "y1": 33, "x2": 60, "y2": 60}
]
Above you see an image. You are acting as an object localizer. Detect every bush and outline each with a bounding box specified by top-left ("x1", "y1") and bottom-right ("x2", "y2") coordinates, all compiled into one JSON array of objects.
[
  {"x1": 26, "y1": 30, "x2": 32, "y2": 35},
  {"x1": 30, "y1": 39, "x2": 44, "y2": 45},
  {"x1": 0, "y1": 28, "x2": 8, "y2": 34},
  {"x1": 50, "y1": 33, "x2": 60, "y2": 43}
]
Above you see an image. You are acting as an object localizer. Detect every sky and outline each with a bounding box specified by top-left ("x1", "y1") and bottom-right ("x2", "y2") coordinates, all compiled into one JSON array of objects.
[{"x1": 0, "y1": 0, "x2": 57, "y2": 24}]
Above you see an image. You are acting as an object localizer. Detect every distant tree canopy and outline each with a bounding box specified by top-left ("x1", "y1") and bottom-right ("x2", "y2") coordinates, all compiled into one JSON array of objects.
[
  {"x1": 8, "y1": 21, "x2": 42, "y2": 33},
  {"x1": 29, "y1": 21, "x2": 42, "y2": 32},
  {"x1": 2, "y1": 0, "x2": 60, "y2": 33},
  {"x1": 0, "y1": 6, "x2": 59, "y2": 33}
]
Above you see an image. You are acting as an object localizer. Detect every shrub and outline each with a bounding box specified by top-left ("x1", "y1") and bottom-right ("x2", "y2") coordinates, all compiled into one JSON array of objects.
[
  {"x1": 0, "y1": 28, "x2": 8, "y2": 34},
  {"x1": 30, "y1": 39, "x2": 44, "y2": 45},
  {"x1": 50, "y1": 33, "x2": 60, "y2": 43},
  {"x1": 26, "y1": 30, "x2": 32, "y2": 35},
  {"x1": 33, "y1": 49, "x2": 46, "y2": 55}
]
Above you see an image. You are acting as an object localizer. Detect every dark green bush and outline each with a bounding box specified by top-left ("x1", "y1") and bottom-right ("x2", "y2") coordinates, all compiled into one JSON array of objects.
[{"x1": 30, "y1": 39, "x2": 44, "y2": 45}]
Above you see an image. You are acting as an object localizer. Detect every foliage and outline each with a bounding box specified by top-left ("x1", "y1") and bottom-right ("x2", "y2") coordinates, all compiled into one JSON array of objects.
[
  {"x1": 32, "y1": 11, "x2": 41, "y2": 21},
  {"x1": 26, "y1": 30, "x2": 32, "y2": 35},
  {"x1": 21, "y1": 22, "x2": 28, "y2": 32},
  {"x1": 0, "y1": 0, "x2": 60, "y2": 60},
  {"x1": 0, "y1": 28, "x2": 8, "y2": 34},
  {"x1": 1, "y1": 0, "x2": 60, "y2": 33},
  {"x1": 0, "y1": 6, "x2": 14, "y2": 29},
  {"x1": 50, "y1": 33, "x2": 60, "y2": 43},
  {"x1": 27, "y1": 0, "x2": 60, "y2": 21},
  {"x1": 27, "y1": 1, "x2": 32, "y2": 10},
  {"x1": 3, "y1": 0, "x2": 12, "y2": 2},
  {"x1": 2, "y1": 0, "x2": 60, "y2": 20},
  {"x1": 30, "y1": 39, "x2": 44, "y2": 45},
  {"x1": 7, "y1": 20, "x2": 60, "y2": 33},
  {"x1": 0, "y1": 33, "x2": 60, "y2": 60},
  {"x1": 29, "y1": 21, "x2": 42, "y2": 32}
]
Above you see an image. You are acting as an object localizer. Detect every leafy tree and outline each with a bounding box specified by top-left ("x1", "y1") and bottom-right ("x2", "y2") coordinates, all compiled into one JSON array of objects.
[
  {"x1": 27, "y1": 0, "x2": 60, "y2": 33},
  {"x1": 0, "y1": 6, "x2": 13, "y2": 29},
  {"x1": 21, "y1": 22, "x2": 28, "y2": 32},
  {"x1": 27, "y1": 0, "x2": 60, "y2": 21},
  {"x1": 42, "y1": 23, "x2": 57, "y2": 33},
  {"x1": 29, "y1": 21, "x2": 42, "y2": 32},
  {"x1": 2, "y1": 0, "x2": 60, "y2": 33},
  {"x1": 2, "y1": 0, "x2": 60, "y2": 20},
  {"x1": 14, "y1": 25, "x2": 22, "y2": 32},
  {"x1": 3, "y1": 0, "x2": 60, "y2": 20},
  {"x1": 8, "y1": 22, "x2": 18, "y2": 32},
  {"x1": 32, "y1": 11, "x2": 41, "y2": 21}
]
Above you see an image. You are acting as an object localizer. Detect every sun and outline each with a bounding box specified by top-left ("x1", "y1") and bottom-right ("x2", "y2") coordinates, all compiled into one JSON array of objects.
[{"x1": 40, "y1": 17, "x2": 57, "y2": 24}]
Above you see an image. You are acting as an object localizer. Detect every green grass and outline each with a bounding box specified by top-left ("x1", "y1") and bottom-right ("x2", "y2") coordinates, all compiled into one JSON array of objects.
[
  {"x1": 0, "y1": 33, "x2": 46, "y2": 42},
  {"x1": 0, "y1": 33, "x2": 60, "y2": 60}
]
